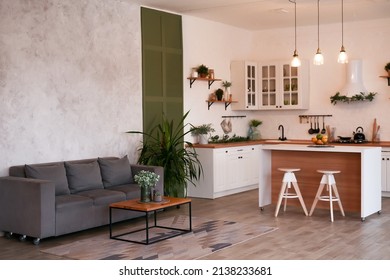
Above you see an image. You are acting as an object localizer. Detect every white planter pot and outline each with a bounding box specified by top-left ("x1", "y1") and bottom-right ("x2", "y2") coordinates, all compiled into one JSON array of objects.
[{"x1": 199, "y1": 134, "x2": 208, "y2": 144}]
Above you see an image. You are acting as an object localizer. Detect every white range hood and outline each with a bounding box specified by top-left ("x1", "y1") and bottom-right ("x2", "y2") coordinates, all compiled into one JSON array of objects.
[{"x1": 339, "y1": 59, "x2": 367, "y2": 97}]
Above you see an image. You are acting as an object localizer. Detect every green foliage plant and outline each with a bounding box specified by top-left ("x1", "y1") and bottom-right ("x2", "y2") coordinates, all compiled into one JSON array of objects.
[
  {"x1": 249, "y1": 119, "x2": 262, "y2": 127},
  {"x1": 215, "y1": 88, "x2": 224, "y2": 100},
  {"x1": 385, "y1": 62, "x2": 390, "y2": 72},
  {"x1": 196, "y1": 64, "x2": 209, "y2": 77},
  {"x1": 126, "y1": 111, "x2": 203, "y2": 197},
  {"x1": 190, "y1": 124, "x2": 215, "y2": 136},
  {"x1": 330, "y1": 92, "x2": 377, "y2": 105}
]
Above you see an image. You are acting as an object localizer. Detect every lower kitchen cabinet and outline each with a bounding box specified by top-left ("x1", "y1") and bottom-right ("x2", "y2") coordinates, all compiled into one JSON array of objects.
[
  {"x1": 381, "y1": 150, "x2": 390, "y2": 196},
  {"x1": 188, "y1": 145, "x2": 260, "y2": 199}
]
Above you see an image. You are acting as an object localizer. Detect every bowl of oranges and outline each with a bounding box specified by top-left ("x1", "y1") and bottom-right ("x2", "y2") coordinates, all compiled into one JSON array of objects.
[{"x1": 311, "y1": 134, "x2": 328, "y2": 145}]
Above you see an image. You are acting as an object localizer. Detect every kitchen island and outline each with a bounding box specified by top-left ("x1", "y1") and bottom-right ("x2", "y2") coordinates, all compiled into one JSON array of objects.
[{"x1": 259, "y1": 144, "x2": 382, "y2": 220}]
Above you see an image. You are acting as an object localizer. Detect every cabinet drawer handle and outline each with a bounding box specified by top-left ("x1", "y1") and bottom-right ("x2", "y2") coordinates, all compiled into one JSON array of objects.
[{"x1": 237, "y1": 149, "x2": 243, "y2": 152}]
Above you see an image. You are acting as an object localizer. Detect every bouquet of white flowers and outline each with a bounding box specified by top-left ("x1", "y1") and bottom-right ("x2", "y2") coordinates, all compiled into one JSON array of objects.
[{"x1": 134, "y1": 170, "x2": 160, "y2": 188}]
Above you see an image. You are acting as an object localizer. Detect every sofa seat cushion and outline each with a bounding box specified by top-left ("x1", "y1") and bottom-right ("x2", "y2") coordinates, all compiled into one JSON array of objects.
[
  {"x1": 98, "y1": 156, "x2": 133, "y2": 188},
  {"x1": 65, "y1": 160, "x2": 104, "y2": 193},
  {"x1": 25, "y1": 163, "x2": 70, "y2": 196},
  {"x1": 56, "y1": 194, "x2": 93, "y2": 211},
  {"x1": 108, "y1": 184, "x2": 140, "y2": 200},
  {"x1": 76, "y1": 189, "x2": 126, "y2": 206}
]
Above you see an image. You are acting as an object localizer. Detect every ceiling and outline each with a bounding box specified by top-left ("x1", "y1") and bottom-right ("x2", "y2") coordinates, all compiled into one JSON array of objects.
[{"x1": 133, "y1": 0, "x2": 390, "y2": 30}]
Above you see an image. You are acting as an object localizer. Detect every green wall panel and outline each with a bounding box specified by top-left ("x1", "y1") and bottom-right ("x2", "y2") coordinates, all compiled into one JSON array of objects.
[{"x1": 141, "y1": 7, "x2": 183, "y2": 134}]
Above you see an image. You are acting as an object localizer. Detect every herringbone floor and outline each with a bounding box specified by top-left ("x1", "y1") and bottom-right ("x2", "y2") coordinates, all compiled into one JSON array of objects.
[{"x1": 1, "y1": 189, "x2": 389, "y2": 260}]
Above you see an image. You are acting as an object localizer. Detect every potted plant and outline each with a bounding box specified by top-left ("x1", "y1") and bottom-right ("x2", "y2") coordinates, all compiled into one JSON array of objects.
[
  {"x1": 222, "y1": 81, "x2": 232, "y2": 100},
  {"x1": 385, "y1": 62, "x2": 390, "y2": 75},
  {"x1": 154, "y1": 191, "x2": 162, "y2": 202},
  {"x1": 134, "y1": 170, "x2": 160, "y2": 202},
  {"x1": 222, "y1": 80, "x2": 232, "y2": 91},
  {"x1": 191, "y1": 123, "x2": 215, "y2": 144},
  {"x1": 196, "y1": 64, "x2": 209, "y2": 78},
  {"x1": 215, "y1": 88, "x2": 224, "y2": 101},
  {"x1": 126, "y1": 111, "x2": 203, "y2": 198},
  {"x1": 248, "y1": 119, "x2": 262, "y2": 140}
]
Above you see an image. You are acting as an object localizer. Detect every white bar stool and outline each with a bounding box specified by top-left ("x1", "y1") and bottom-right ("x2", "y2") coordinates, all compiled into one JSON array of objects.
[
  {"x1": 275, "y1": 168, "x2": 308, "y2": 217},
  {"x1": 309, "y1": 170, "x2": 345, "y2": 222}
]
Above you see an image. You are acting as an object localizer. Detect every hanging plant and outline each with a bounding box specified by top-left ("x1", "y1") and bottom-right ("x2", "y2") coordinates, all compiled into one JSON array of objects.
[{"x1": 330, "y1": 92, "x2": 377, "y2": 105}]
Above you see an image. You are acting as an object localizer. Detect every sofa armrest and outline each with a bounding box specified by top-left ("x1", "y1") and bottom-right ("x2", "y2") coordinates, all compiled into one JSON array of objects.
[
  {"x1": 130, "y1": 164, "x2": 164, "y2": 196},
  {"x1": 0, "y1": 176, "x2": 56, "y2": 239}
]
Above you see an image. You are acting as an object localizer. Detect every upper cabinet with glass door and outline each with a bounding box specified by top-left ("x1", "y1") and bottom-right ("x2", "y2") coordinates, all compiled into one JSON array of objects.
[
  {"x1": 259, "y1": 60, "x2": 309, "y2": 110},
  {"x1": 230, "y1": 61, "x2": 258, "y2": 110}
]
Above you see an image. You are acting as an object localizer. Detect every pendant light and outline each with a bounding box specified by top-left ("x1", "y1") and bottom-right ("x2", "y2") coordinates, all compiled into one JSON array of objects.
[
  {"x1": 290, "y1": 0, "x2": 301, "y2": 67},
  {"x1": 338, "y1": 0, "x2": 348, "y2": 63},
  {"x1": 313, "y1": 0, "x2": 324, "y2": 65}
]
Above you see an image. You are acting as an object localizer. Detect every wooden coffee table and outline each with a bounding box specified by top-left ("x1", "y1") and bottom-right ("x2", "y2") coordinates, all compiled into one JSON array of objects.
[{"x1": 109, "y1": 197, "x2": 192, "y2": 245}]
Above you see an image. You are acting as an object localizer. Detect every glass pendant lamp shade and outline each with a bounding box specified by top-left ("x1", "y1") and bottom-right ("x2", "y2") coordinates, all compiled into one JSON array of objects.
[
  {"x1": 314, "y1": 49, "x2": 324, "y2": 65},
  {"x1": 338, "y1": 46, "x2": 348, "y2": 63},
  {"x1": 291, "y1": 50, "x2": 301, "y2": 67},
  {"x1": 290, "y1": 0, "x2": 300, "y2": 67},
  {"x1": 313, "y1": 0, "x2": 324, "y2": 65},
  {"x1": 338, "y1": 0, "x2": 348, "y2": 64}
]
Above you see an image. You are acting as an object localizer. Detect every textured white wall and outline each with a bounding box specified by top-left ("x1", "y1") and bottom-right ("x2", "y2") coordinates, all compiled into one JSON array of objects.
[{"x1": 0, "y1": 0, "x2": 143, "y2": 175}]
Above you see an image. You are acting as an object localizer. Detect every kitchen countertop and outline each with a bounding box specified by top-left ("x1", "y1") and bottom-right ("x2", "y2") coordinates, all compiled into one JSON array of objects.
[{"x1": 192, "y1": 139, "x2": 390, "y2": 148}]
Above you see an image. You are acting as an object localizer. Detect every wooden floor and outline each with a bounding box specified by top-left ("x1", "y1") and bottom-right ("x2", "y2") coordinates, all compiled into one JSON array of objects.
[{"x1": 1, "y1": 189, "x2": 390, "y2": 260}]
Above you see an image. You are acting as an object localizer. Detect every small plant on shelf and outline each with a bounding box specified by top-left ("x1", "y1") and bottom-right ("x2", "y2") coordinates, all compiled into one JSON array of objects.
[
  {"x1": 196, "y1": 64, "x2": 209, "y2": 78},
  {"x1": 222, "y1": 80, "x2": 232, "y2": 89},
  {"x1": 385, "y1": 62, "x2": 390, "y2": 75},
  {"x1": 215, "y1": 88, "x2": 224, "y2": 101}
]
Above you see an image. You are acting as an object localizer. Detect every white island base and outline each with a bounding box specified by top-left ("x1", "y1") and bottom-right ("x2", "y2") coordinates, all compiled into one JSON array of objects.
[{"x1": 259, "y1": 144, "x2": 382, "y2": 221}]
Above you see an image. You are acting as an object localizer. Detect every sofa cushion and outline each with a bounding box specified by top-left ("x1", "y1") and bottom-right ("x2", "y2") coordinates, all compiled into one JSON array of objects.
[
  {"x1": 55, "y1": 194, "x2": 94, "y2": 211},
  {"x1": 98, "y1": 156, "x2": 133, "y2": 188},
  {"x1": 75, "y1": 189, "x2": 126, "y2": 206},
  {"x1": 65, "y1": 160, "x2": 103, "y2": 193},
  {"x1": 25, "y1": 163, "x2": 70, "y2": 196},
  {"x1": 108, "y1": 184, "x2": 140, "y2": 200}
]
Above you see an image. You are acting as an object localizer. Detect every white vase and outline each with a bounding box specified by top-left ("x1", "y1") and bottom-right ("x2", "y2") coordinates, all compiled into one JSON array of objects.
[{"x1": 199, "y1": 134, "x2": 208, "y2": 144}]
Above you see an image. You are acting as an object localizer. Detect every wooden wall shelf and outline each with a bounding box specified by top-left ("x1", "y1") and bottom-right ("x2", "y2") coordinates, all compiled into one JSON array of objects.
[
  {"x1": 188, "y1": 77, "x2": 222, "y2": 89},
  {"x1": 206, "y1": 100, "x2": 237, "y2": 110}
]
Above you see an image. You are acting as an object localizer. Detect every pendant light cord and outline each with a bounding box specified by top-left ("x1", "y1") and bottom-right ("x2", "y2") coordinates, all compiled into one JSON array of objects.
[
  {"x1": 317, "y1": 0, "x2": 320, "y2": 49},
  {"x1": 341, "y1": 0, "x2": 344, "y2": 47},
  {"x1": 289, "y1": 0, "x2": 297, "y2": 52}
]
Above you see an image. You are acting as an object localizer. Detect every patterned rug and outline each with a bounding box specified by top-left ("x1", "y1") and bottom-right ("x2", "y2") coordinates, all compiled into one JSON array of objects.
[{"x1": 40, "y1": 216, "x2": 277, "y2": 260}]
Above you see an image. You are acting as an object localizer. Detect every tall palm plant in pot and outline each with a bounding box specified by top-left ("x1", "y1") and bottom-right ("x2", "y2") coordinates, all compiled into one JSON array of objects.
[{"x1": 126, "y1": 111, "x2": 203, "y2": 197}]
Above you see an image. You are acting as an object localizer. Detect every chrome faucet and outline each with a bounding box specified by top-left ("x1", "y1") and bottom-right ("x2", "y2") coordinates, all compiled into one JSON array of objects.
[{"x1": 278, "y1": 125, "x2": 287, "y2": 141}]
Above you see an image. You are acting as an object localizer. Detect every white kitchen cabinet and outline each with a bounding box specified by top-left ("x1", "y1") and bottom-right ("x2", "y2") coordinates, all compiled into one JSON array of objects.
[
  {"x1": 259, "y1": 60, "x2": 309, "y2": 110},
  {"x1": 188, "y1": 145, "x2": 260, "y2": 199},
  {"x1": 230, "y1": 61, "x2": 258, "y2": 110},
  {"x1": 381, "y1": 150, "x2": 390, "y2": 196}
]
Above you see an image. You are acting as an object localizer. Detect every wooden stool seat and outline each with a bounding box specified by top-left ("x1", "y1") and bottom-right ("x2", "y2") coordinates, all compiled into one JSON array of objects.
[
  {"x1": 309, "y1": 170, "x2": 345, "y2": 222},
  {"x1": 275, "y1": 168, "x2": 308, "y2": 217}
]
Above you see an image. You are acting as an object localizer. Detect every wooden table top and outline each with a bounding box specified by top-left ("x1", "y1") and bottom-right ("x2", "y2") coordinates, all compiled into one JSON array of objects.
[{"x1": 109, "y1": 196, "x2": 191, "y2": 212}]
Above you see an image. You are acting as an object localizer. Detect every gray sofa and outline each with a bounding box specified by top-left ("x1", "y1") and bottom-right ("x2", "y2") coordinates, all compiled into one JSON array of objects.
[{"x1": 0, "y1": 156, "x2": 163, "y2": 244}]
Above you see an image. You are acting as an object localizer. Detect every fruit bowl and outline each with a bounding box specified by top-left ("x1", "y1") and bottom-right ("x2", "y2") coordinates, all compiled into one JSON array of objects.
[{"x1": 311, "y1": 134, "x2": 328, "y2": 145}]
